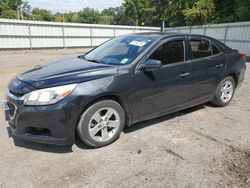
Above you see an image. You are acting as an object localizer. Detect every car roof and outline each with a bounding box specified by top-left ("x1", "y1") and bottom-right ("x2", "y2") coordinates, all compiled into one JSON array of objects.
[
  {"x1": 132, "y1": 32, "x2": 223, "y2": 44},
  {"x1": 132, "y1": 32, "x2": 231, "y2": 52},
  {"x1": 133, "y1": 32, "x2": 214, "y2": 39}
]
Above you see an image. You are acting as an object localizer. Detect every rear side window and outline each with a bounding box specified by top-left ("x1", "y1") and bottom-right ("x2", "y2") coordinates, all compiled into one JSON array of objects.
[
  {"x1": 150, "y1": 40, "x2": 184, "y2": 65},
  {"x1": 212, "y1": 43, "x2": 221, "y2": 55},
  {"x1": 190, "y1": 39, "x2": 212, "y2": 59}
]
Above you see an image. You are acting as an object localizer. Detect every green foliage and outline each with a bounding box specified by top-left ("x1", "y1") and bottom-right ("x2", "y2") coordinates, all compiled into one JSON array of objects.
[
  {"x1": 183, "y1": 0, "x2": 215, "y2": 25},
  {"x1": 0, "y1": 0, "x2": 250, "y2": 27},
  {"x1": 79, "y1": 8, "x2": 100, "y2": 24},
  {"x1": 101, "y1": 8, "x2": 117, "y2": 18},
  {"x1": 0, "y1": 0, "x2": 30, "y2": 19},
  {"x1": 0, "y1": 1, "x2": 16, "y2": 18},
  {"x1": 54, "y1": 12, "x2": 64, "y2": 22},
  {"x1": 235, "y1": 0, "x2": 250, "y2": 21},
  {"x1": 31, "y1": 8, "x2": 54, "y2": 21},
  {"x1": 65, "y1": 12, "x2": 80, "y2": 23},
  {"x1": 123, "y1": 0, "x2": 155, "y2": 26},
  {"x1": 151, "y1": 0, "x2": 189, "y2": 27},
  {"x1": 71, "y1": 13, "x2": 80, "y2": 23},
  {"x1": 112, "y1": 6, "x2": 132, "y2": 25},
  {"x1": 99, "y1": 15, "x2": 113, "y2": 25},
  {"x1": 214, "y1": 0, "x2": 236, "y2": 23},
  {"x1": 99, "y1": 7, "x2": 118, "y2": 25},
  {"x1": 0, "y1": 8, "x2": 17, "y2": 19},
  {"x1": 214, "y1": 0, "x2": 250, "y2": 23}
]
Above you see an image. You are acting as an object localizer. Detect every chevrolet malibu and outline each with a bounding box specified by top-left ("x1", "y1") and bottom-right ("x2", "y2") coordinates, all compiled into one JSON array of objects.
[{"x1": 3, "y1": 33, "x2": 246, "y2": 147}]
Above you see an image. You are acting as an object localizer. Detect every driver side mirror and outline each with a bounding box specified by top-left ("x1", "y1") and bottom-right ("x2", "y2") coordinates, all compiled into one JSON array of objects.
[{"x1": 139, "y1": 59, "x2": 162, "y2": 71}]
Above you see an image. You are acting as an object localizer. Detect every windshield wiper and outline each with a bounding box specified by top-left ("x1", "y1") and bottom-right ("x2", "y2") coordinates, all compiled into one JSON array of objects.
[
  {"x1": 85, "y1": 59, "x2": 101, "y2": 64},
  {"x1": 78, "y1": 55, "x2": 105, "y2": 64},
  {"x1": 78, "y1": 55, "x2": 100, "y2": 63}
]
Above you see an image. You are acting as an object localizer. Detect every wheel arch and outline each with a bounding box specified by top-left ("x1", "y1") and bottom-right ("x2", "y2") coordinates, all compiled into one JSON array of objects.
[
  {"x1": 226, "y1": 72, "x2": 238, "y2": 87},
  {"x1": 77, "y1": 94, "x2": 131, "y2": 128}
]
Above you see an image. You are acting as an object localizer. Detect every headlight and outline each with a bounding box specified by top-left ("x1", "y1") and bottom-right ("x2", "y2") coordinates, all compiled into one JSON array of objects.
[{"x1": 23, "y1": 84, "x2": 77, "y2": 106}]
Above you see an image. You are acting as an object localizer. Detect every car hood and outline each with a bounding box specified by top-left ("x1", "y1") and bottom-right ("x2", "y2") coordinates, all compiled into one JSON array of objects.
[{"x1": 17, "y1": 57, "x2": 119, "y2": 89}]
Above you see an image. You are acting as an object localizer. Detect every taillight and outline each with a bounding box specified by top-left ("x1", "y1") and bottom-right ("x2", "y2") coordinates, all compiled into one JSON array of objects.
[{"x1": 240, "y1": 53, "x2": 247, "y2": 62}]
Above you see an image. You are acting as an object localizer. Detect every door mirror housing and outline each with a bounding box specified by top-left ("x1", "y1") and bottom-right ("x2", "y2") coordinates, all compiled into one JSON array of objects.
[{"x1": 139, "y1": 59, "x2": 162, "y2": 71}]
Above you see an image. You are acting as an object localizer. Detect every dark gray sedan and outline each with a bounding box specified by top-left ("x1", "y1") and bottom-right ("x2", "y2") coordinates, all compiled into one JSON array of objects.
[{"x1": 3, "y1": 33, "x2": 246, "y2": 147}]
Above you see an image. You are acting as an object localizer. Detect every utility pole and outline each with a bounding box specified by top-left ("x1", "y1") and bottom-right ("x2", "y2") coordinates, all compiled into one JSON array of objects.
[
  {"x1": 161, "y1": 20, "x2": 165, "y2": 32},
  {"x1": 17, "y1": 8, "x2": 20, "y2": 19},
  {"x1": 20, "y1": 7, "x2": 24, "y2": 20},
  {"x1": 17, "y1": 6, "x2": 24, "y2": 20}
]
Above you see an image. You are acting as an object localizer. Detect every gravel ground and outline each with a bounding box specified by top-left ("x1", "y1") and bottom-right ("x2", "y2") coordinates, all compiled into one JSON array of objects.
[{"x1": 0, "y1": 49, "x2": 249, "y2": 188}]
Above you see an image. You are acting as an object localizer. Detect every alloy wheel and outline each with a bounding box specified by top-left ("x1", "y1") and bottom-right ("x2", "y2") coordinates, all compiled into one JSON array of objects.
[
  {"x1": 220, "y1": 80, "x2": 234, "y2": 103},
  {"x1": 88, "y1": 107, "x2": 120, "y2": 142}
]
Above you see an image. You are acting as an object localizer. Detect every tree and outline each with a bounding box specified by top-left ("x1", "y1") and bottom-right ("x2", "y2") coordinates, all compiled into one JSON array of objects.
[
  {"x1": 123, "y1": 0, "x2": 155, "y2": 26},
  {"x1": 149, "y1": 0, "x2": 190, "y2": 27},
  {"x1": 99, "y1": 7, "x2": 117, "y2": 25},
  {"x1": 235, "y1": 0, "x2": 250, "y2": 21},
  {"x1": 54, "y1": 12, "x2": 64, "y2": 22},
  {"x1": 214, "y1": 0, "x2": 250, "y2": 23},
  {"x1": 79, "y1": 8, "x2": 100, "y2": 24},
  {"x1": 0, "y1": 0, "x2": 31, "y2": 19},
  {"x1": 101, "y1": 8, "x2": 117, "y2": 18},
  {"x1": 183, "y1": 0, "x2": 215, "y2": 25},
  {"x1": 99, "y1": 15, "x2": 113, "y2": 24},
  {"x1": 71, "y1": 12, "x2": 80, "y2": 23},
  {"x1": 64, "y1": 12, "x2": 80, "y2": 23},
  {"x1": 0, "y1": 2, "x2": 16, "y2": 18},
  {"x1": 113, "y1": 6, "x2": 131, "y2": 25},
  {"x1": 31, "y1": 8, "x2": 54, "y2": 21},
  {"x1": 214, "y1": 0, "x2": 236, "y2": 23},
  {"x1": 0, "y1": 0, "x2": 249, "y2": 27}
]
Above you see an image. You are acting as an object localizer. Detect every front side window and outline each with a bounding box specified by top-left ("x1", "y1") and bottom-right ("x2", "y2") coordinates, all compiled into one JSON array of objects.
[
  {"x1": 190, "y1": 39, "x2": 212, "y2": 59},
  {"x1": 150, "y1": 40, "x2": 184, "y2": 65}
]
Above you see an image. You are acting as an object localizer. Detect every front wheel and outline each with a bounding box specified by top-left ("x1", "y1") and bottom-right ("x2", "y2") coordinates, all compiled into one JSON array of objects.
[
  {"x1": 211, "y1": 76, "x2": 235, "y2": 107},
  {"x1": 77, "y1": 100, "x2": 125, "y2": 148}
]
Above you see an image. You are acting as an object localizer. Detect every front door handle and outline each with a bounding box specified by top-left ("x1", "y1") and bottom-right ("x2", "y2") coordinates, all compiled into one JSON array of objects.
[
  {"x1": 216, "y1": 64, "x2": 224, "y2": 68},
  {"x1": 179, "y1": 72, "x2": 190, "y2": 78}
]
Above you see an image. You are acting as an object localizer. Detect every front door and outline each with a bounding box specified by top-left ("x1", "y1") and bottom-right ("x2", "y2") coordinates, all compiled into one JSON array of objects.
[{"x1": 134, "y1": 38, "x2": 193, "y2": 120}]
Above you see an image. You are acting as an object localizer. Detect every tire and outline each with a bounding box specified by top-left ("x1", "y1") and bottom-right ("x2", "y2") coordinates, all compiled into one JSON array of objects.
[
  {"x1": 211, "y1": 76, "x2": 236, "y2": 107},
  {"x1": 77, "y1": 100, "x2": 125, "y2": 148}
]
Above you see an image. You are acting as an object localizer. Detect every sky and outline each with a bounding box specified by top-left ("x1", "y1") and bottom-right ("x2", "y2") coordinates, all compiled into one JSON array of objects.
[{"x1": 27, "y1": 0, "x2": 124, "y2": 13}]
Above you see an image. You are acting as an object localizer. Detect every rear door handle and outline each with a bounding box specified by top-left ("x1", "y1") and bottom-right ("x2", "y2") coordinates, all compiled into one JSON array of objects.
[
  {"x1": 179, "y1": 72, "x2": 190, "y2": 78},
  {"x1": 216, "y1": 64, "x2": 224, "y2": 68}
]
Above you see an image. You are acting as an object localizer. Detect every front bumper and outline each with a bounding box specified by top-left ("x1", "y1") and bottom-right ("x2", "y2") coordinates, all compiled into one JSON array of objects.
[
  {"x1": 8, "y1": 123, "x2": 72, "y2": 145},
  {"x1": 3, "y1": 90, "x2": 82, "y2": 145}
]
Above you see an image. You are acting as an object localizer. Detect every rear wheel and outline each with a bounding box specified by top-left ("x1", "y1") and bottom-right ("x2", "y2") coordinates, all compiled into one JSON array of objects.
[
  {"x1": 211, "y1": 76, "x2": 235, "y2": 107},
  {"x1": 77, "y1": 100, "x2": 125, "y2": 147}
]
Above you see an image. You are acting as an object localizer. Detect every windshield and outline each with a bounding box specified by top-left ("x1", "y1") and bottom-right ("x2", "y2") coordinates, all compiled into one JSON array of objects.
[{"x1": 84, "y1": 35, "x2": 156, "y2": 65}]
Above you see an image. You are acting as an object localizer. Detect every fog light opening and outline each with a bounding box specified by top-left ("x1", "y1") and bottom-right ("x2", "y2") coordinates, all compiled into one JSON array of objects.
[{"x1": 26, "y1": 127, "x2": 51, "y2": 136}]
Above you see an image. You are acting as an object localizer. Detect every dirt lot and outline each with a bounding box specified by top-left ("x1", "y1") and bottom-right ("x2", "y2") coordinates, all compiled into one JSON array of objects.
[{"x1": 0, "y1": 49, "x2": 249, "y2": 188}]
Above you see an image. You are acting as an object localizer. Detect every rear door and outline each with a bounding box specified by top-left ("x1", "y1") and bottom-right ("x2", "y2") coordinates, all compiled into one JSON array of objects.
[
  {"x1": 187, "y1": 37, "x2": 226, "y2": 101},
  {"x1": 210, "y1": 41, "x2": 227, "y2": 82}
]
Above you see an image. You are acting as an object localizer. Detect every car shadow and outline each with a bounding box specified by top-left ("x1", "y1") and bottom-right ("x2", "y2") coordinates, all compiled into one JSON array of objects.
[
  {"x1": 74, "y1": 136, "x2": 96, "y2": 150},
  {"x1": 123, "y1": 104, "x2": 206, "y2": 134},
  {"x1": 7, "y1": 103, "x2": 208, "y2": 153}
]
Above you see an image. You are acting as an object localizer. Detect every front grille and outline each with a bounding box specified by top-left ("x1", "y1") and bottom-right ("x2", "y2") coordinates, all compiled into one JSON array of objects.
[
  {"x1": 7, "y1": 102, "x2": 16, "y2": 117},
  {"x1": 9, "y1": 90, "x2": 24, "y2": 97}
]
